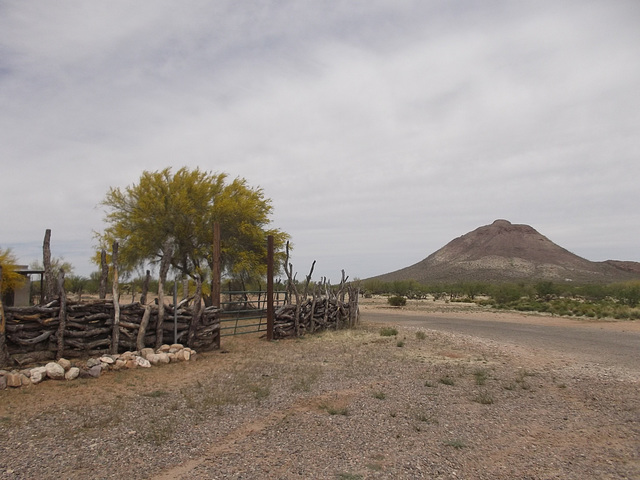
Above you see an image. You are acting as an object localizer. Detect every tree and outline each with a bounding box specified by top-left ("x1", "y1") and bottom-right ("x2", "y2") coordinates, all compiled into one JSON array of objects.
[
  {"x1": 96, "y1": 167, "x2": 289, "y2": 287},
  {"x1": 0, "y1": 248, "x2": 26, "y2": 296}
]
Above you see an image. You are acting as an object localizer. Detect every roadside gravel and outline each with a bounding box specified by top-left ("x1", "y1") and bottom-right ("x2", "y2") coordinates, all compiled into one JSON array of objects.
[{"x1": 1, "y1": 309, "x2": 638, "y2": 479}]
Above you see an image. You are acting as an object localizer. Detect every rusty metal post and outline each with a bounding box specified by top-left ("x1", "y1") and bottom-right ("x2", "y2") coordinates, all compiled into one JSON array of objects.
[
  {"x1": 212, "y1": 222, "x2": 221, "y2": 308},
  {"x1": 266, "y1": 235, "x2": 274, "y2": 341}
]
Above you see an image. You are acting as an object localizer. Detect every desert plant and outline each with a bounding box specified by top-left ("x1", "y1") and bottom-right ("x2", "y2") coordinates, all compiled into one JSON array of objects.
[
  {"x1": 379, "y1": 327, "x2": 398, "y2": 337},
  {"x1": 415, "y1": 330, "x2": 427, "y2": 340},
  {"x1": 387, "y1": 295, "x2": 407, "y2": 307},
  {"x1": 439, "y1": 376, "x2": 455, "y2": 386}
]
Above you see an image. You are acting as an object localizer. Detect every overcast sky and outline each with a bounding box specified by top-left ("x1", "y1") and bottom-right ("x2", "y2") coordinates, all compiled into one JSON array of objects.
[{"x1": 1, "y1": 1, "x2": 639, "y2": 282}]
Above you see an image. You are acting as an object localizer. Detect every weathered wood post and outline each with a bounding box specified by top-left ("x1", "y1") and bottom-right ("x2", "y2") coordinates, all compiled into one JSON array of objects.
[
  {"x1": 211, "y1": 222, "x2": 221, "y2": 308},
  {"x1": 267, "y1": 235, "x2": 274, "y2": 341},
  {"x1": 56, "y1": 270, "x2": 67, "y2": 358},
  {"x1": 110, "y1": 241, "x2": 121, "y2": 354},
  {"x1": 43, "y1": 229, "x2": 56, "y2": 303},
  {"x1": 0, "y1": 266, "x2": 9, "y2": 367},
  {"x1": 99, "y1": 249, "x2": 108, "y2": 300},
  {"x1": 156, "y1": 240, "x2": 173, "y2": 348},
  {"x1": 140, "y1": 270, "x2": 150, "y2": 305}
]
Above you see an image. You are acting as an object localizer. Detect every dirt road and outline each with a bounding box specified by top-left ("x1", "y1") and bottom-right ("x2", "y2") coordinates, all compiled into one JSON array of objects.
[{"x1": 362, "y1": 307, "x2": 640, "y2": 373}]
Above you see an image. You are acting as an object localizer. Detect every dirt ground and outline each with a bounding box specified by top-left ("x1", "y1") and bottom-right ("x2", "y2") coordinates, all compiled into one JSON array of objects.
[{"x1": 1, "y1": 300, "x2": 639, "y2": 479}]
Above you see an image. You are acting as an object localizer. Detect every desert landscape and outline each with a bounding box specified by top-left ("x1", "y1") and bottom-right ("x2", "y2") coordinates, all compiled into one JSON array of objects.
[{"x1": 1, "y1": 299, "x2": 638, "y2": 479}]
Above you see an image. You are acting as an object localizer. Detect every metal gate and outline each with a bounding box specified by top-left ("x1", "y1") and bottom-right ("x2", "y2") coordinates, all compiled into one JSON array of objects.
[{"x1": 219, "y1": 290, "x2": 287, "y2": 337}]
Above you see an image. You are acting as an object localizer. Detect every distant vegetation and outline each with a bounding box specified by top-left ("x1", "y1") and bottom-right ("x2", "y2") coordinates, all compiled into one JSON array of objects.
[{"x1": 362, "y1": 279, "x2": 640, "y2": 320}]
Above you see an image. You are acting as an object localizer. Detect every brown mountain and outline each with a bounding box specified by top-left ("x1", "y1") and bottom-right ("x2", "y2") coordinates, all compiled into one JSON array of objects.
[{"x1": 373, "y1": 219, "x2": 640, "y2": 284}]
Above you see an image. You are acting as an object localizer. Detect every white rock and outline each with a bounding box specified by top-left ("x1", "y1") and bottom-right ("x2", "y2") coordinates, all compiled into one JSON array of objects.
[
  {"x1": 65, "y1": 367, "x2": 80, "y2": 381},
  {"x1": 46, "y1": 362, "x2": 65, "y2": 380},
  {"x1": 136, "y1": 356, "x2": 151, "y2": 368},
  {"x1": 30, "y1": 367, "x2": 48, "y2": 384},
  {"x1": 99, "y1": 356, "x2": 115, "y2": 365}
]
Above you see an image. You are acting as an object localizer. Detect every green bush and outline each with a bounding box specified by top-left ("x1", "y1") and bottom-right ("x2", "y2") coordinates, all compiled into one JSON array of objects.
[{"x1": 387, "y1": 295, "x2": 407, "y2": 307}]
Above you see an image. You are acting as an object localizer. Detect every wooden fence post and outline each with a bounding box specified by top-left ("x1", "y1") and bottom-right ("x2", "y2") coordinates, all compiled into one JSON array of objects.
[
  {"x1": 56, "y1": 270, "x2": 67, "y2": 359},
  {"x1": 0, "y1": 266, "x2": 9, "y2": 367},
  {"x1": 43, "y1": 229, "x2": 56, "y2": 303},
  {"x1": 212, "y1": 222, "x2": 221, "y2": 308},
  {"x1": 111, "y1": 241, "x2": 120, "y2": 354},
  {"x1": 267, "y1": 235, "x2": 274, "y2": 341},
  {"x1": 99, "y1": 249, "x2": 108, "y2": 300}
]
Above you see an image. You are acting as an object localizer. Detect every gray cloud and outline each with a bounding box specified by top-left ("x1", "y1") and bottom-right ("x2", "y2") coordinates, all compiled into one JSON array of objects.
[{"x1": 1, "y1": 1, "x2": 639, "y2": 280}]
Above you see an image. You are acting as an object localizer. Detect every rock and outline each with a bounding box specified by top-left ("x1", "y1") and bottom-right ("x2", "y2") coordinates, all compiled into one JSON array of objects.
[
  {"x1": 46, "y1": 362, "x2": 66, "y2": 380},
  {"x1": 146, "y1": 353, "x2": 160, "y2": 365},
  {"x1": 99, "y1": 355, "x2": 115, "y2": 365},
  {"x1": 168, "y1": 353, "x2": 178, "y2": 363},
  {"x1": 19, "y1": 374, "x2": 31, "y2": 386},
  {"x1": 58, "y1": 358, "x2": 72, "y2": 371},
  {"x1": 175, "y1": 349, "x2": 190, "y2": 361},
  {"x1": 65, "y1": 367, "x2": 80, "y2": 381},
  {"x1": 30, "y1": 366, "x2": 48, "y2": 384},
  {"x1": 0, "y1": 376, "x2": 6, "y2": 390},
  {"x1": 136, "y1": 356, "x2": 151, "y2": 368},
  {"x1": 156, "y1": 352, "x2": 170, "y2": 364},
  {"x1": 125, "y1": 359, "x2": 138, "y2": 369},
  {"x1": 140, "y1": 348, "x2": 155, "y2": 360},
  {"x1": 87, "y1": 365, "x2": 102, "y2": 378},
  {"x1": 114, "y1": 359, "x2": 127, "y2": 370},
  {"x1": 158, "y1": 344, "x2": 172, "y2": 353},
  {"x1": 171, "y1": 343, "x2": 184, "y2": 350},
  {"x1": 86, "y1": 358, "x2": 101, "y2": 368},
  {"x1": 6, "y1": 373, "x2": 22, "y2": 388},
  {"x1": 120, "y1": 351, "x2": 137, "y2": 361}
]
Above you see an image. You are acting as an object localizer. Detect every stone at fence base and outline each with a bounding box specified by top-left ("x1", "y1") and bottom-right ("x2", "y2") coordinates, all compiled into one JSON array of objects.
[
  {"x1": 19, "y1": 373, "x2": 31, "y2": 386},
  {"x1": 58, "y1": 358, "x2": 72, "y2": 371},
  {"x1": 136, "y1": 356, "x2": 151, "y2": 368},
  {"x1": 114, "y1": 359, "x2": 127, "y2": 370},
  {"x1": 6, "y1": 373, "x2": 22, "y2": 388},
  {"x1": 86, "y1": 358, "x2": 101, "y2": 368},
  {"x1": 46, "y1": 362, "x2": 66, "y2": 380},
  {"x1": 99, "y1": 355, "x2": 115, "y2": 365},
  {"x1": 140, "y1": 348, "x2": 155, "y2": 360},
  {"x1": 169, "y1": 343, "x2": 184, "y2": 353},
  {"x1": 158, "y1": 344, "x2": 171, "y2": 353},
  {"x1": 125, "y1": 359, "x2": 138, "y2": 369},
  {"x1": 120, "y1": 351, "x2": 137, "y2": 361},
  {"x1": 65, "y1": 367, "x2": 80, "y2": 381},
  {"x1": 87, "y1": 365, "x2": 103, "y2": 378},
  {"x1": 31, "y1": 366, "x2": 48, "y2": 384},
  {"x1": 0, "y1": 375, "x2": 6, "y2": 390}
]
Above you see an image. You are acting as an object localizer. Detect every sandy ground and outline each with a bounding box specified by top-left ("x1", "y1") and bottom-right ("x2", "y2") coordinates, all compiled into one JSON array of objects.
[{"x1": 1, "y1": 300, "x2": 639, "y2": 479}]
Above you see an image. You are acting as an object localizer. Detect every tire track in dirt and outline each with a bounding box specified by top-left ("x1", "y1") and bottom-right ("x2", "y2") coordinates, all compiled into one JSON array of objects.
[{"x1": 149, "y1": 388, "x2": 360, "y2": 480}]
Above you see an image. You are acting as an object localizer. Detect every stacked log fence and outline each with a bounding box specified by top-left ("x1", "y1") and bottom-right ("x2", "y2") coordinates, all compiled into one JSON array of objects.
[
  {"x1": 3, "y1": 299, "x2": 220, "y2": 367},
  {"x1": 274, "y1": 250, "x2": 360, "y2": 339}
]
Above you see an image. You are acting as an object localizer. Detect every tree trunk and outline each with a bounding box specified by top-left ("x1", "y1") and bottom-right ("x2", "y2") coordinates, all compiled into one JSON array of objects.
[
  {"x1": 110, "y1": 242, "x2": 120, "y2": 354},
  {"x1": 43, "y1": 229, "x2": 56, "y2": 303},
  {"x1": 0, "y1": 266, "x2": 9, "y2": 367},
  {"x1": 56, "y1": 270, "x2": 67, "y2": 359},
  {"x1": 156, "y1": 241, "x2": 173, "y2": 348},
  {"x1": 136, "y1": 305, "x2": 152, "y2": 351},
  {"x1": 99, "y1": 249, "x2": 108, "y2": 300},
  {"x1": 187, "y1": 274, "x2": 203, "y2": 347},
  {"x1": 140, "y1": 270, "x2": 150, "y2": 305}
]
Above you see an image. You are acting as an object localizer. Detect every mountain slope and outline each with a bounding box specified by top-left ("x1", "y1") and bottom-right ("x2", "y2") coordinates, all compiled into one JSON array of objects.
[{"x1": 373, "y1": 220, "x2": 640, "y2": 284}]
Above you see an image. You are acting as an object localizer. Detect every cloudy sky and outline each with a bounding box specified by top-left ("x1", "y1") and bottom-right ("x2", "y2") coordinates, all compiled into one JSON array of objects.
[{"x1": 1, "y1": 1, "x2": 639, "y2": 282}]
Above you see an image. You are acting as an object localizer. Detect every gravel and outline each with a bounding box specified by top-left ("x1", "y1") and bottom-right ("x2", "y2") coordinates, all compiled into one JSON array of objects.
[{"x1": 1, "y1": 312, "x2": 639, "y2": 480}]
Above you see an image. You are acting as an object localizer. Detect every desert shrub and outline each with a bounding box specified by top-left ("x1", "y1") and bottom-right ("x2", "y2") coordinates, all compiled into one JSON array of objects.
[
  {"x1": 387, "y1": 295, "x2": 407, "y2": 307},
  {"x1": 379, "y1": 327, "x2": 398, "y2": 337}
]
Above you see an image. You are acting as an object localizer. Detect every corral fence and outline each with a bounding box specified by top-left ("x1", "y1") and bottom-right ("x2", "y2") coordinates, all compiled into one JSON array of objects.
[{"x1": 0, "y1": 232, "x2": 360, "y2": 368}]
